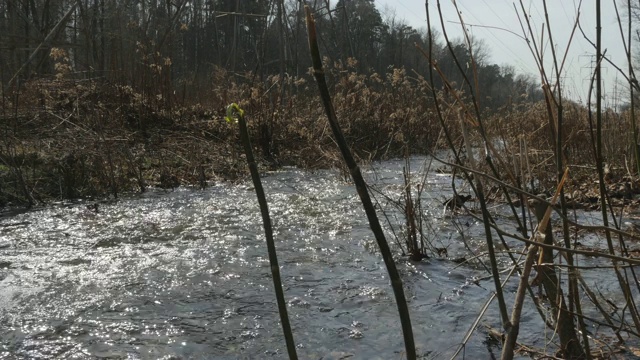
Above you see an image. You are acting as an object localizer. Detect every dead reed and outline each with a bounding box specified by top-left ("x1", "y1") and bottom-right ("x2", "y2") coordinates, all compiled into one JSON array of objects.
[{"x1": 415, "y1": 1, "x2": 640, "y2": 359}]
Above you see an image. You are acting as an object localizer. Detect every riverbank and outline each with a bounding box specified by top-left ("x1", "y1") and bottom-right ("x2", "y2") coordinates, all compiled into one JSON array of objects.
[
  {"x1": 0, "y1": 68, "x2": 440, "y2": 206},
  {"x1": 1, "y1": 69, "x2": 636, "y2": 209}
]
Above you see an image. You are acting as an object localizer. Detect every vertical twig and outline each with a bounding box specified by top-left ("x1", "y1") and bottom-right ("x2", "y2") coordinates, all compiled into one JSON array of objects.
[
  {"x1": 594, "y1": 0, "x2": 640, "y2": 335},
  {"x1": 304, "y1": 7, "x2": 416, "y2": 359},
  {"x1": 226, "y1": 104, "x2": 298, "y2": 360},
  {"x1": 541, "y1": 1, "x2": 586, "y2": 357},
  {"x1": 627, "y1": 1, "x2": 640, "y2": 175},
  {"x1": 434, "y1": 0, "x2": 511, "y2": 331}
]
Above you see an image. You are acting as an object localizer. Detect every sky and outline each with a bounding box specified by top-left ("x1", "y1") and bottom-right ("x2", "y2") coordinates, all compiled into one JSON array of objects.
[{"x1": 374, "y1": 0, "x2": 630, "y2": 105}]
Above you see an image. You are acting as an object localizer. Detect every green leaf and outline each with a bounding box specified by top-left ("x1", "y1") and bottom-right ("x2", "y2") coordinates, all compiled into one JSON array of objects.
[{"x1": 225, "y1": 103, "x2": 244, "y2": 124}]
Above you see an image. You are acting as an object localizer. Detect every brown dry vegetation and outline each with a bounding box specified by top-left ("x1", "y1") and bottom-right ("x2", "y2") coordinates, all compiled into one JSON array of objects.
[
  {"x1": 0, "y1": 57, "x2": 442, "y2": 206},
  {"x1": 481, "y1": 100, "x2": 640, "y2": 206},
  {"x1": 2, "y1": 53, "x2": 638, "y2": 208}
]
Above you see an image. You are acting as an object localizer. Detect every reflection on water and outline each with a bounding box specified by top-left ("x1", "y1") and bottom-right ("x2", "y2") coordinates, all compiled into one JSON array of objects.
[{"x1": 0, "y1": 157, "x2": 621, "y2": 359}]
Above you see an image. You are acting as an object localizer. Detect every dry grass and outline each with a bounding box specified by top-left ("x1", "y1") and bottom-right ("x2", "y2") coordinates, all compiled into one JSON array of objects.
[{"x1": 0, "y1": 57, "x2": 634, "y2": 207}]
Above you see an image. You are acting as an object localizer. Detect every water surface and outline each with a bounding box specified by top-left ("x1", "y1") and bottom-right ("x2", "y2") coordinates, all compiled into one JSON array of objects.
[{"x1": 0, "y1": 157, "x2": 627, "y2": 359}]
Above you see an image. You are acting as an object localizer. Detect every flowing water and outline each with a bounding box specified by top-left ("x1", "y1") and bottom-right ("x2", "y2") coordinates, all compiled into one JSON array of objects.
[{"x1": 0, "y1": 157, "x2": 634, "y2": 359}]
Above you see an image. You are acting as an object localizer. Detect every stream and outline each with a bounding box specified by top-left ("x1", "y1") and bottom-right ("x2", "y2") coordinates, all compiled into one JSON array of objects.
[{"x1": 0, "y1": 156, "x2": 635, "y2": 359}]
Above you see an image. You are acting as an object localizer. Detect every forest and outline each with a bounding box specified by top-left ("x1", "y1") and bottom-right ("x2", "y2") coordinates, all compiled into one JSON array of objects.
[{"x1": 1, "y1": 0, "x2": 542, "y2": 106}]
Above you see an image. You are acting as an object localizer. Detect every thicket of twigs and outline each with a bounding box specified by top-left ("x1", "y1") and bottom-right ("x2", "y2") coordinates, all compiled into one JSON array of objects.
[
  {"x1": 363, "y1": 1, "x2": 640, "y2": 359},
  {"x1": 235, "y1": 2, "x2": 640, "y2": 358}
]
